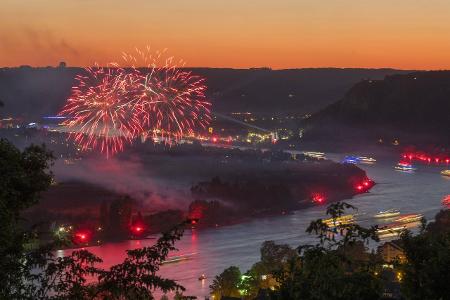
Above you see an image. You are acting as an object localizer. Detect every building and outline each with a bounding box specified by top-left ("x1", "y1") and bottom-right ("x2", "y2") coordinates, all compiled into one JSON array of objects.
[{"x1": 377, "y1": 240, "x2": 405, "y2": 263}]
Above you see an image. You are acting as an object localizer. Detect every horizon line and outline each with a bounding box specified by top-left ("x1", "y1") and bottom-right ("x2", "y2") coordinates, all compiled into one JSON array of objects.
[{"x1": 0, "y1": 65, "x2": 435, "y2": 71}]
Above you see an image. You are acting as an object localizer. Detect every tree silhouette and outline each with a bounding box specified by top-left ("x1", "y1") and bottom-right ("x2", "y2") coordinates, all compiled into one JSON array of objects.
[
  {"x1": 0, "y1": 139, "x2": 190, "y2": 299},
  {"x1": 210, "y1": 266, "x2": 242, "y2": 299}
]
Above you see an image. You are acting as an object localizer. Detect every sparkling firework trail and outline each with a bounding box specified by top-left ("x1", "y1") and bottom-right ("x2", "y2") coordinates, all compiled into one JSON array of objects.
[
  {"x1": 123, "y1": 47, "x2": 211, "y2": 142},
  {"x1": 59, "y1": 65, "x2": 143, "y2": 157},
  {"x1": 58, "y1": 48, "x2": 211, "y2": 157}
]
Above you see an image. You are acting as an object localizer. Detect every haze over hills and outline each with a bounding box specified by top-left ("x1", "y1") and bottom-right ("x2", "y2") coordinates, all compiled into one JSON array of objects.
[
  {"x1": 0, "y1": 66, "x2": 411, "y2": 120},
  {"x1": 304, "y1": 71, "x2": 450, "y2": 146}
]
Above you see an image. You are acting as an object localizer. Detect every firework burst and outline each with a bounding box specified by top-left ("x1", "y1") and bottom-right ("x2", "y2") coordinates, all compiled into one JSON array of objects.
[
  {"x1": 59, "y1": 65, "x2": 143, "y2": 157},
  {"x1": 123, "y1": 47, "x2": 211, "y2": 142},
  {"x1": 59, "y1": 48, "x2": 211, "y2": 157}
]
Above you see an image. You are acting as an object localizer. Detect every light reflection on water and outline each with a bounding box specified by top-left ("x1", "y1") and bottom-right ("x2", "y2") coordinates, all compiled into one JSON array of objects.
[{"x1": 59, "y1": 155, "x2": 449, "y2": 298}]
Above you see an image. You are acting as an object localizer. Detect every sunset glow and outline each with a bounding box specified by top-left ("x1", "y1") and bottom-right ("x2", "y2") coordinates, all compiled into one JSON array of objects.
[{"x1": 2, "y1": 0, "x2": 450, "y2": 69}]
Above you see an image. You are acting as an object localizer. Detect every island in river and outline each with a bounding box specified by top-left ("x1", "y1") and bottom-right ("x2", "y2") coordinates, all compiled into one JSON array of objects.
[{"x1": 23, "y1": 144, "x2": 374, "y2": 247}]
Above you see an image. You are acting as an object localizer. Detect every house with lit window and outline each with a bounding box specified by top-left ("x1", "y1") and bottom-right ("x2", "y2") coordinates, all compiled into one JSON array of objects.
[{"x1": 377, "y1": 240, "x2": 405, "y2": 263}]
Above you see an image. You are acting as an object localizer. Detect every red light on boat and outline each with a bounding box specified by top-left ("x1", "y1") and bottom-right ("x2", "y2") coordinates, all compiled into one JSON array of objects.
[
  {"x1": 356, "y1": 185, "x2": 363, "y2": 191},
  {"x1": 212, "y1": 137, "x2": 218, "y2": 143},
  {"x1": 443, "y1": 195, "x2": 450, "y2": 207},
  {"x1": 74, "y1": 231, "x2": 90, "y2": 243},
  {"x1": 131, "y1": 225, "x2": 145, "y2": 235},
  {"x1": 363, "y1": 181, "x2": 369, "y2": 186},
  {"x1": 400, "y1": 150, "x2": 449, "y2": 165},
  {"x1": 312, "y1": 193, "x2": 325, "y2": 203}
]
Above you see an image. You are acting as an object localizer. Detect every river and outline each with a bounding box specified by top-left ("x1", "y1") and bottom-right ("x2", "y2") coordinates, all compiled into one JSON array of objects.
[{"x1": 58, "y1": 152, "x2": 449, "y2": 299}]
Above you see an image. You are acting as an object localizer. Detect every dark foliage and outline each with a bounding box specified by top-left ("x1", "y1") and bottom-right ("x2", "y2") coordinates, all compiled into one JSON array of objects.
[
  {"x1": 0, "y1": 138, "x2": 54, "y2": 297},
  {"x1": 0, "y1": 139, "x2": 189, "y2": 299},
  {"x1": 399, "y1": 211, "x2": 450, "y2": 300}
]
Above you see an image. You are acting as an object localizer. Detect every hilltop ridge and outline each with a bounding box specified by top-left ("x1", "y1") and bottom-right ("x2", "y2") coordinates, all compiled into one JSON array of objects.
[
  {"x1": 0, "y1": 66, "x2": 409, "y2": 120},
  {"x1": 304, "y1": 71, "x2": 450, "y2": 146}
]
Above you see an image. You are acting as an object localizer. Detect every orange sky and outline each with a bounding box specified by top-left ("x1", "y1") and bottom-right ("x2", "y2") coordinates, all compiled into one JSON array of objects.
[{"x1": 2, "y1": 0, "x2": 450, "y2": 69}]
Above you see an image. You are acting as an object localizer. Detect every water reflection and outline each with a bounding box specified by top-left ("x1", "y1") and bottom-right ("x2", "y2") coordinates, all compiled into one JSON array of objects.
[{"x1": 61, "y1": 156, "x2": 449, "y2": 298}]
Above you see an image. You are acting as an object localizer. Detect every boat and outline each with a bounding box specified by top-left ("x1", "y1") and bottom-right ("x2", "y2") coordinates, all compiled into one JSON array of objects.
[
  {"x1": 342, "y1": 156, "x2": 359, "y2": 164},
  {"x1": 442, "y1": 195, "x2": 450, "y2": 206},
  {"x1": 377, "y1": 224, "x2": 407, "y2": 238},
  {"x1": 441, "y1": 170, "x2": 450, "y2": 177},
  {"x1": 323, "y1": 214, "x2": 354, "y2": 227},
  {"x1": 303, "y1": 151, "x2": 326, "y2": 159},
  {"x1": 374, "y1": 209, "x2": 400, "y2": 219},
  {"x1": 395, "y1": 213, "x2": 423, "y2": 224},
  {"x1": 342, "y1": 155, "x2": 376, "y2": 164},
  {"x1": 394, "y1": 162, "x2": 417, "y2": 172},
  {"x1": 342, "y1": 155, "x2": 377, "y2": 164},
  {"x1": 358, "y1": 156, "x2": 377, "y2": 164},
  {"x1": 161, "y1": 253, "x2": 196, "y2": 265},
  {"x1": 377, "y1": 218, "x2": 422, "y2": 238},
  {"x1": 198, "y1": 274, "x2": 207, "y2": 281}
]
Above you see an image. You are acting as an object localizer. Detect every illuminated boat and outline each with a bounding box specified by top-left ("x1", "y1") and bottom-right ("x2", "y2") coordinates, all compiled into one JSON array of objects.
[
  {"x1": 323, "y1": 214, "x2": 354, "y2": 227},
  {"x1": 342, "y1": 156, "x2": 359, "y2": 164},
  {"x1": 358, "y1": 156, "x2": 377, "y2": 164},
  {"x1": 441, "y1": 195, "x2": 450, "y2": 206},
  {"x1": 377, "y1": 218, "x2": 422, "y2": 238},
  {"x1": 377, "y1": 224, "x2": 407, "y2": 238},
  {"x1": 394, "y1": 162, "x2": 417, "y2": 172},
  {"x1": 161, "y1": 253, "x2": 195, "y2": 265},
  {"x1": 395, "y1": 213, "x2": 423, "y2": 224},
  {"x1": 303, "y1": 151, "x2": 326, "y2": 159},
  {"x1": 342, "y1": 156, "x2": 377, "y2": 164},
  {"x1": 198, "y1": 274, "x2": 207, "y2": 281},
  {"x1": 374, "y1": 209, "x2": 400, "y2": 219},
  {"x1": 441, "y1": 170, "x2": 450, "y2": 177}
]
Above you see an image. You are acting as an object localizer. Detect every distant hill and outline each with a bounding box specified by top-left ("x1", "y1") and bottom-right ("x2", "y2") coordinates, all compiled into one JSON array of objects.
[
  {"x1": 304, "y1": 71, "x2": 450, "y2": 145},
  {"x1": 0, "y1": 66, "x2": 409, "y2": 120}
]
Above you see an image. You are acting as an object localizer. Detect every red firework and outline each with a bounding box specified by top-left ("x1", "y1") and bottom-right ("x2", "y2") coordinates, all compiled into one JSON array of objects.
[
  {"x1": 59, "y1": 49, "x2": 211, "y2": 157},
  {"x1": 123, "y1": 48, "x2": 211, "y2": 142},
  {"x1": 59, "y1": 65, "x2": 143, "y2": 157}
]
